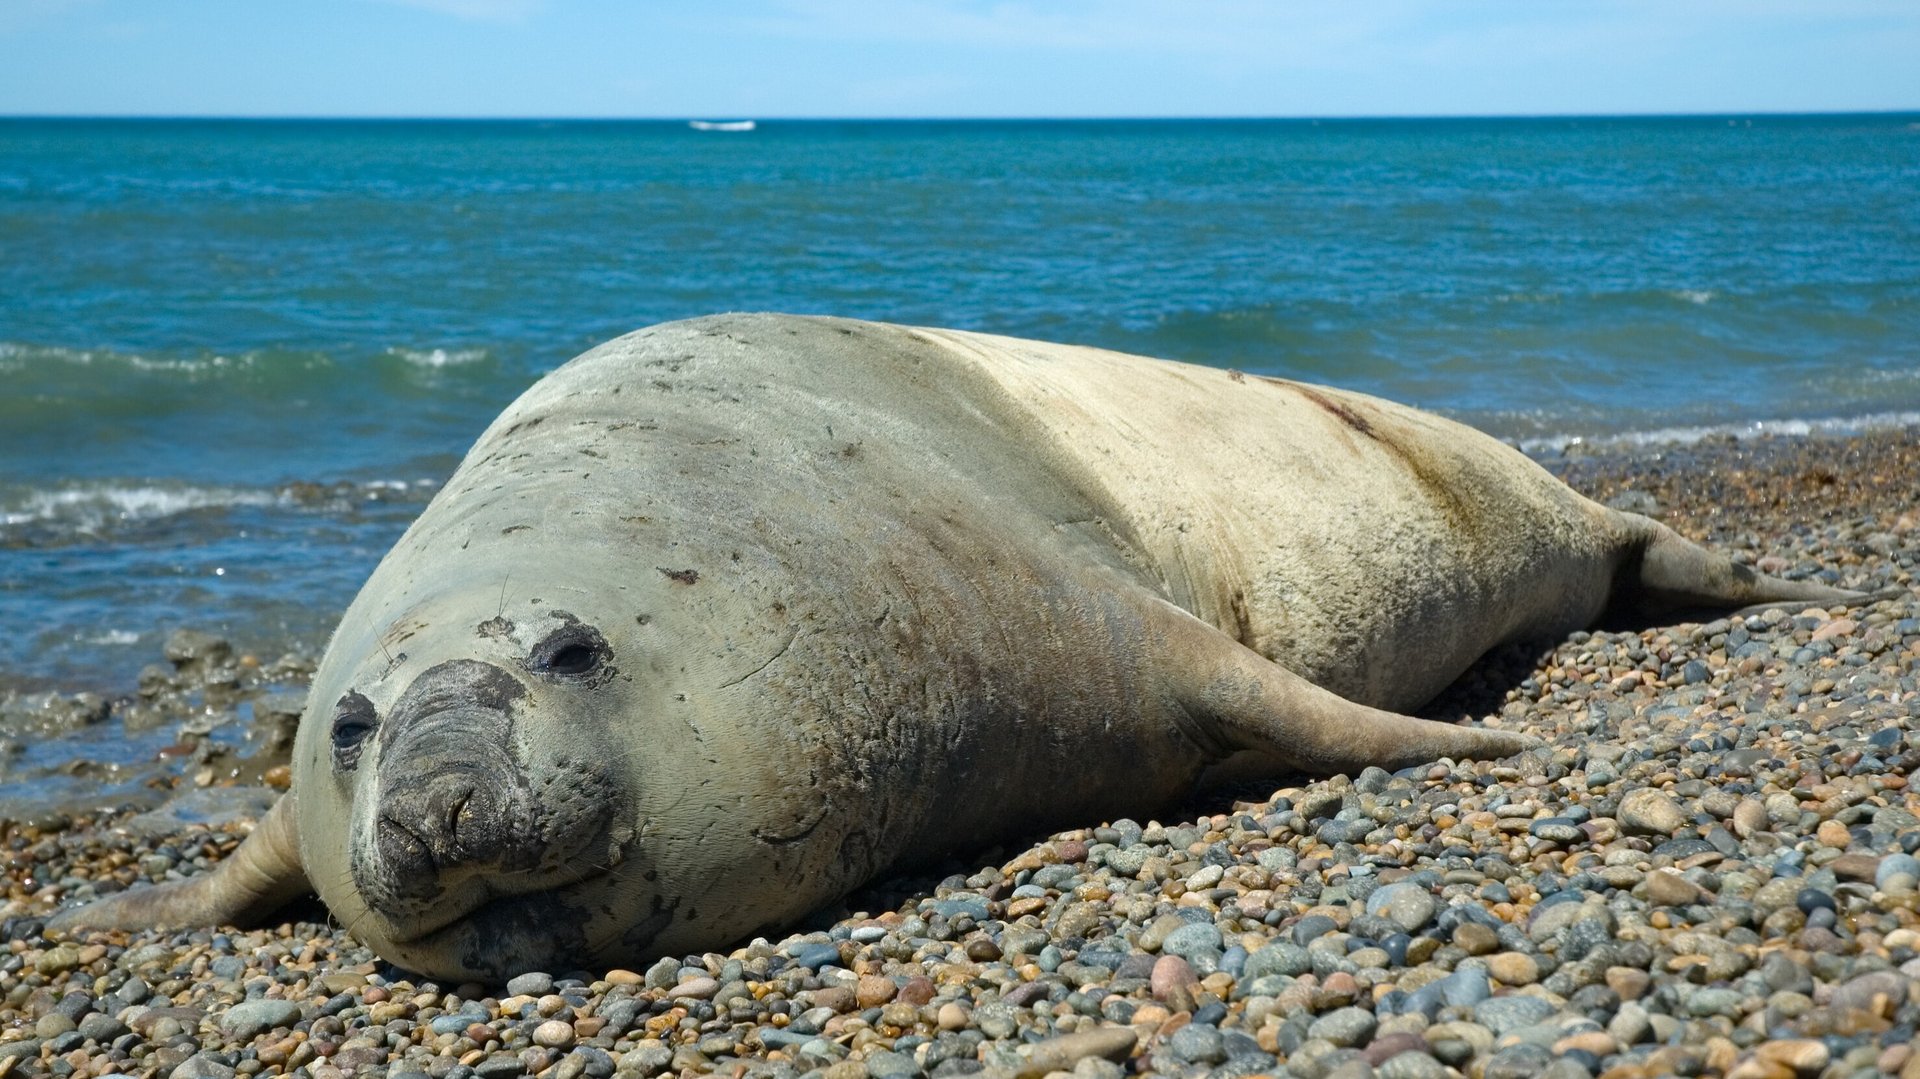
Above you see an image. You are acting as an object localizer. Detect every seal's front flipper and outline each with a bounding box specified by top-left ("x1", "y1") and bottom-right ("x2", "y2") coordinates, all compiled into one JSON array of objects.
[
  {"x1": 1151, "y1": 601, "x2": 1538, "y2": 775},
  {"x1": 47, "y1": 792, "x2": 310, "y2": 934},
  {"x1": 1619, "y1": 515, "x2": 1877, "y2": 619}
]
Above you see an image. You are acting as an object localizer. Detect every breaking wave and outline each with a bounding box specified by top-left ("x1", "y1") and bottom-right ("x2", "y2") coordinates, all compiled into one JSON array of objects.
[
  {"x1": 0, "y1": 478, "x2": 439, "y2": 542},
  {"x1": 0, "y1": 484, "x2": 289, "y2": 532},
  {"x1": 1513, "y1": 409, "x2": 1920, "y2": 457}
]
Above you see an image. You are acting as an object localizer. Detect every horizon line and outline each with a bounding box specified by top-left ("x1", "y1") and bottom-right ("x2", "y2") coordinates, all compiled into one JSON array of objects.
[{"x1": 4, "y1": 108, "x2": 1918, "y2": 124}]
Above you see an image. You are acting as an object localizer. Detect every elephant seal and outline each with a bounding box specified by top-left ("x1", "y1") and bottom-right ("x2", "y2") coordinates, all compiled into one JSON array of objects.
[{"x1": 52, "y1": 313, "x2": 1875, "y2": 979}]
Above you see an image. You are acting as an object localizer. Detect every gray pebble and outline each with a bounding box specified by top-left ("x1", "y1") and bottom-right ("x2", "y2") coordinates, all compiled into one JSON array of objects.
[
  {"x1": 505, "y1": 971, "x2": 554, "y2": 997},
  {"x1": 1877, "y1": 852, "x2": 1920, "y2": 893},
  {"x1": 47, "y1": 1031, "x2": 85, "y2": 1055},
  {"x1": 1365, "y1": 882, "x2": 1437, "y2": 932},
  {"x1": 1483, "y1": 1044, "x2": 1554, "y2": 1079},
  {"x1": 1441, "y1": 966, "x2": 1492, "y2": 1009},
  {"x1": 1618, "y1": 789, "x2": 1687, "y2": 836},
  {"x1": 1163, "y1": 922, "x2": 1225, "y2": 961},
  {"x1": 1105, "y1": 845, "x2": 1152, "y2": 876},
  {"x1": 1687, "y1": 987, "x2": 1745, "y2": 1018},
  {"x1": 644, "y1": 956, "x2": 682, "y2": 989},
  {"x1": 1169, "y1": 1022, "x2": 1226, "y2": 1064},
  {"x1": 929, "y1": 895, "x2": 990, "y2": 921},
  {"x1": 866, "y1": 1049, "x2": 921, "y2": 1078},
  {"x1": 217, "y1": 998, "x2": 302, "y2": 1041},
  {"x1": 1307, "y1": 1006, "x2": 1377, "y2": 1048},
  {"x1": 53, "y1": 991, "x2": 93, "y2": 1022},
  {"x1": 759, "y1": 1028, "x2": 818, "y2": 1050},
  {"x1": 791, "y1": 942, "x2": 843, "y2": 970},
  {"x1": 1244, "y1": 941, "x2": 1312, "y2": 980},
  {"x1": 1293, "y1": 914, "x2": 1340, "y2": 945},
  {"x1": 115, "y1": 976, "x2": 151, "y2": 1006},
  {"x1": 1376, "y1": 1052, "x2": 1449, "y2": 1079},
  {"x1": 78, "y1": 1013, "x2": 130, "y2": 1043},
  {"x1": 169, "y1": 1055, "x2": 238, "y2": 1079},
  {"x1": 1529, "y1": 819, "x2": 1583, "y2": 843},
  {"x1": 1219, "y1": 945, "x2": 1248, "y2": 977},
  {"x1": 975, "y1": 1001, "x2": 1018, "y2": 1039},
  {"x1": 1831, "y1": 969, "x2": 1908, "y2": 1014},
  {"x1": 1473, "y1": 995, "x2": 1556, "y2": 1035},
  {"x1": 475, "y1": 1054, "x2": 530, "y2": 1079}
]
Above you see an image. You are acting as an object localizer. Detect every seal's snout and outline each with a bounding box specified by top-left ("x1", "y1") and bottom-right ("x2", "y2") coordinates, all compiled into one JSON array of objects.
[
  {"x1": 372, "y1": 771, "x2": 492, "y2": 899},
  {"x1": 353, "y1": 658, "x2": 535, "y2": 917},
  {"x1": 373, "y1": 813, "x2": 437, "y2": 900}
]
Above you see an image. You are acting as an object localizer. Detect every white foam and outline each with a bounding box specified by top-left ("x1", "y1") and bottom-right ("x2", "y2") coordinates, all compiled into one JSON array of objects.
[
  {"x1": 0, "y1": 342, "x2": 250, "y2": 375},
  {"x1": 0, "y1": 342, "x2": 104, "y2": 370},
  {"x1": 1515, "y1": 409, "x2": 1920, "y2": 457},
  {"x1": 84, "y1": 630, "x2": 142, "y2": 646},
  {"x1": 392, "y1": 346, "x2": 488, "y2": 368},
  {"x1": 0, "y1": 484, "x2": 289, "y2": 532},
  {"x1": 1669, "y1": 289, "x2": 1716, "y2": 305},
  {"x1": 126, "y1": 353, "x2": 248, "y2": 374}
]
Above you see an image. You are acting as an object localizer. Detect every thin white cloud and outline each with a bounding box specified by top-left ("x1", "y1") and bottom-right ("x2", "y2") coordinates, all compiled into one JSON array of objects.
[
  {"x1": 695, "y1": 0, "x2": 1920, "y2": 115},
  {"x1": 368, "y1": 0, "x2": 545, "y2": 23},
  {"x1": 725, "y1": 0, "x2": 1919, "y2": 62},
  {"x1": 0, "y1": 0, "x2": 100, "y2": 34},
  {"x1": 727, "y1": 0, "x2": 1307, "y2": 58}
]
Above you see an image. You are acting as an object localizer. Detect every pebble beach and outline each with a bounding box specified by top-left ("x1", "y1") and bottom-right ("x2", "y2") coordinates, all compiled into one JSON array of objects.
[{"x1": 5, "y1": 426, "x2": 1920, "y2": 1079}]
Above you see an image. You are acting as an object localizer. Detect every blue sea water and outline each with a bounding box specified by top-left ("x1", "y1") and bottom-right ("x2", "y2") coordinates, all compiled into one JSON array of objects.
[{"x1": 3, "y1": 115, "x2": 1919, "y2": 691}]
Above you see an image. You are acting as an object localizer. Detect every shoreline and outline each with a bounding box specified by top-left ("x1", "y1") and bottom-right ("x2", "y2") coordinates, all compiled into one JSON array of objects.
[{"x1": 3, "y1": 423, "x2": 1918, "y2": 1079}]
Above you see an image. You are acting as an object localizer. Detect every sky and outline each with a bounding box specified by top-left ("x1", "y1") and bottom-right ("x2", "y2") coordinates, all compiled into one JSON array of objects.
[{"x1": 1, "y1": 0, "x2": 1916, "y2": 119}]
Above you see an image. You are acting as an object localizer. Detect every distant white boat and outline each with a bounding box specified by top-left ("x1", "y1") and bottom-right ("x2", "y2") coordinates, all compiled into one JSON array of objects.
[{"x1": 689, "y1": 120, "x2": 756, "y2": 132}]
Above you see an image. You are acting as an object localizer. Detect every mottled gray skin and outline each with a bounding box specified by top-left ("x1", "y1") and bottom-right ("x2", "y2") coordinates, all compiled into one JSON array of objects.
[{"x1": 51, "y1": 314, "x2": 1871, "y2": 980}]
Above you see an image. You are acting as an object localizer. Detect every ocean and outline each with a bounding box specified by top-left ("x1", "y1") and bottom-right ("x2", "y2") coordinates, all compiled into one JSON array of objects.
[{"x1": 3, "y1": 115, "x2": 1919, "y2": 695}]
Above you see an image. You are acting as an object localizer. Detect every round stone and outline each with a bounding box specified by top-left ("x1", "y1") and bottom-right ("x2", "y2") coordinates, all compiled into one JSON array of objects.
[
  {"x1": 1308, "y1": 1006, "x2": 1378, "y2": 1048},
  {"x1": 1529, "y1": 819, "x2": 1583, "y2": 843},
  {"x1": 1473, "y1": 994, "x2": 1555, "y2": 1035},
  {"x1": 1162, "y1": 922, "x2": 1224, "y2": 961},
  {"x1": 1167, "y1": 1023, "x2": 1225, "y2": 1064},
  {"x1": 1244, "y1": 941, "x2": 1312, "y2": 980},
  {"x1": 1618, "y1": 789, "x2": 1687, "y2": 836},
  {"x1": 1877, "y1": 853, "x2": 1920, "y2": 893},
  {"x1": 506, "y1": 972, "x2": 555, "y2": 997},
  {"x1": 1366, "y1": 882, "x2": 1438, "y2": 933},
  {"x1": 218, "y1": 999, "x2": 303, "y2": 1041},
  {"x1": 1795, "y1": 888, "x2": 1836, "y2": 915},
  {"x1": 1485, "y1": 952, "x2": 1541, "y2": 986}
]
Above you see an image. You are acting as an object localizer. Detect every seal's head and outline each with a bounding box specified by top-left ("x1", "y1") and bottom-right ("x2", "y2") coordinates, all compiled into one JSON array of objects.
[
  {"x1": 290, "y1": 517, "x2": 851, "y2": 980},
  {"x1": 294, "y1": 588, "x2": 651, "y2": 978}
]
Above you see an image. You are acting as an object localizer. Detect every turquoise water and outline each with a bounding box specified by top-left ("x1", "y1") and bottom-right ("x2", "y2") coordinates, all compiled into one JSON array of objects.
[{"x1": 3, "y1": 115, "x2": 1919, "y2": 689}]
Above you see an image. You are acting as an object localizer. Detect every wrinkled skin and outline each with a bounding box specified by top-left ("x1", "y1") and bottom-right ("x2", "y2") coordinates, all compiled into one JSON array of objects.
[{"x1": 51, "y1": 314, "x2": 1877, "y2": 979}]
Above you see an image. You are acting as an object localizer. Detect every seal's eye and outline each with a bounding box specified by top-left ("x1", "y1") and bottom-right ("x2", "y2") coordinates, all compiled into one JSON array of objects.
[
  {"x1": 332, "y1": 691, "x2": 378, "y2": 770},
  {"x1": 530, "y1": 624, "x2": 609, "y2": 680}
]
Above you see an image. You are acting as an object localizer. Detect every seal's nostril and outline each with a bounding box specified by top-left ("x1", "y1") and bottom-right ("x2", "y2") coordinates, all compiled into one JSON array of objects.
[
  {"x1": 444, "y1": 786, "x2": 473, "y2": 844},
  {"x1": 376, "y1": 814, "x2": 437, "y2": 882}
]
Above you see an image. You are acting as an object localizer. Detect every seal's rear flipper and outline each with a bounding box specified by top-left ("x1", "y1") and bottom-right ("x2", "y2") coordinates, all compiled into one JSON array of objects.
[
  {"x1": 47, "y1": 792, "x2": 309, "y2": 934},
  {"x1": 1152, "y1": 601, "x2": 1538, "y2": 775},
  {"x1": 1617, "y1": 514, "x2": 1881, "y2": 619}
]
